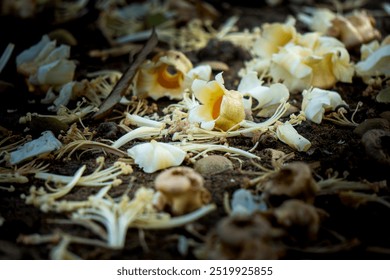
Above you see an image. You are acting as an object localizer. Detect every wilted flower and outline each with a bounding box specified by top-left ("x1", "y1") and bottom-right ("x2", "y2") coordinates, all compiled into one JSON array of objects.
[
  {"x1": 133, "y1": 50, "x2": 199, "y2": 100},
  {"x1": 127, "y1": 140, "x2": 186, "y2": 173},
  {"x1": 356, "y1": 35, "x2": 390, "y2": 82},
  {"x1": 237, "y1": 71, "x2": 289, "y2": 111},
  {"x1": 298, "y1": 8, "x2": 381, "y2": 49},
  {"x1": 302, "y1": 87, "x2": 347, "y2": 124},
  {"x1": 270, "y1": 36, "x2": 354, "y2": 92},
  {"x1": 188, "y1": 72, "x2": 245, "y2": 131},
  {"x1": 242, "y1": 21, "x2": 354, "y2": 92},
  {"x1": 132, "y1": 50, "x2": 212, "y2": 100},
  {"x1": 16, "y1": 35, "x2": 76, "y2": 89}
]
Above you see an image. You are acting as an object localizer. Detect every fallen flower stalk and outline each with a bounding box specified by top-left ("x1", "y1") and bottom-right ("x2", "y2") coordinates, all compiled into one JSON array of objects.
[
  {"x1": 0, "y1": 160, "x2": 48, "y2": 184},
  {"x1": 35, "y1": 157, "x2": 132, "y2": 187},
  {"x1": 56, "y1": 139, "x2": 128, "y2": 159},
  {"x1": 22, "y1": 164, "x2": 86, "y2": 210},
  {"x1": 180, "y1": 143, "x2": 259, "y2": 161},
  {"x1": 70, "y1": 187, "x2": 216, "y2": 248},
  {"x1": 23, "y1": 158, "x2": 132, "y2": 211}
]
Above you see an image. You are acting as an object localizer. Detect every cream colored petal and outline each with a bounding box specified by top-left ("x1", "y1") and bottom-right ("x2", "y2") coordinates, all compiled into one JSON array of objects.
[
  {"x1": 297, "y1": 8, "x2": 336, "y2": 34},
  {"x1": 276, "y1": 122, "x2": 311, "y2": 152},
  {"x1": 270, "y1": 45, "x2": 313, "y2": 92},
  {"x1": 200, "y1": 120, "x2": 216, "y2": 130},
  {"x1": 187, "y1": 65, "x2": 212, "y2": 81},
  {"x1": 302, "y1": 88, "x2": 346, "y2": 123},
  {"x1": 360, "y1": 40, "x2": 380, "y2": 60},
  {"x1": 127, "y1": 140, "x2": 186, "y2": 173},
  {"x1": 272, "y1": 44, "x2": 313, "y2": 78},
  {"x1": 356, "y1": 45, "x2": 390, "y2": 76},
  {"x1": 237, "y1": 71, "x2": 263, "y2": 93},
  {"x1": 215, "y1": 72, "x2": 225, "y2": 85},
  {"x1": 192, "y1": 79, "x2": 225, "y2": 107},
  {"x1": 307, "y1": 54, "x2": 337, "y2": 89},
  {"x1": 331, "y1": 48, "x2": 354, "y2": 83},
  {"x1": 214, "y1": 90, "x2": 245, "y2": 131},
  {"x1": 252, "y1": 22, "x2": 297, "y2": 58},
  {"x1": 302, "y1": 89, "x2": 330, "y2": 123},
  {"x1": 188, "y1": 105, "x2": 214, "y2": 123},
  {"x1": 30, "y1": 59, "x2": 76, "y2": 86}
]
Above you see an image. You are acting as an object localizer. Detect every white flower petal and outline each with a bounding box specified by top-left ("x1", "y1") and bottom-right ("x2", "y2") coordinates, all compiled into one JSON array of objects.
[
  {"x1": 237, "y1": 71, "x2": 263, "y2": 93},
  {"x1": 127, "y1": 140, "x2": 186, "y2": 173},
  {"x1": 276, "y1": 122, "x2": 311, "y2": 152},
  {"x1": 186, "y1": 65, "x2": 212, "y2": 82},
  {"x1": 356, "y1": 45, "x2": 390, "y2": 76},
  {"x1": 302, "y1": 88, "x2": 346, "y2": 124}
]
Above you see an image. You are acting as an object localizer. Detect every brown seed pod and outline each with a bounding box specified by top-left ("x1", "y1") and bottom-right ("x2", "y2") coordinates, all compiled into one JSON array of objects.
[
  {"x1": 361, "y1": 129, "x2": 390, "y2": 167},
  {"x1": 262, "y1": 162, "x2": 319, "y2": 206},
  {"x1": 201, "y1": 213, "x2": 284, "y2": 259},
  {"x1": 273, "y1": 199, "x2": 320, "y2": 242},
  {"x1": 153, "y1": 166, "x2": 211, "y2": 215}
]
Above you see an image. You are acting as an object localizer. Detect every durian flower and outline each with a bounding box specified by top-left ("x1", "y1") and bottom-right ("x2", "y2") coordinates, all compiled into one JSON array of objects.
[
  {"x1": 133, "y1": 50, "x2": 204, "y2": 100},
  {"x1": 127, "y1": 140, "x2": 186, "y2": 173},
  {"x1": 302, "y1": 88, "x2": 347, "y2": 124},
  {"x1": 16, "y1": 35, "x2": 76, "y2": 88},
  {"x1": 276, "y1": 122, "x2": 311, "y2": 152},
  {"x1": 248, "y1": 20, "x2": 297, "y2": 73},
  {"x1": 298, "y1": 8, "x2": 381, "y2": 49},
  {"x1": 237, "y1": 71, "x2": 289, "y2": 110},
  {"x1": 188, "y1": 72, "x2": 245, "y2": 131},
  {"x1": 270, "y1": 36, "x2": 354, "y2": 92}
]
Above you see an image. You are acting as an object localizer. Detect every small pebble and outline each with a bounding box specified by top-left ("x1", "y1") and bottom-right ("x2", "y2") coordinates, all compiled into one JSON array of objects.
[
  {"x1": 361, "y1": 129, "x2": 390, "y2": 167},
  {"x1": 194, "y1": 155, "x2": 233, "y2": 176},
  {"x1": 353, "y1": 118, "x2": 390, "y2": 136}
]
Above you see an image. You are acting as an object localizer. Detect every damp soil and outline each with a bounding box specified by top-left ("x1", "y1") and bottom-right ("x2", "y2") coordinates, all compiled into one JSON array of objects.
[{"x1": 1, "y1": 1, "x2": 390, "y2": 260}]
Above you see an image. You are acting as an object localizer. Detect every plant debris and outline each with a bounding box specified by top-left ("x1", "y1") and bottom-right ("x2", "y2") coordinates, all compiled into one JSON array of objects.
[{"x1": 0, "y1": 0, "x2": 389, "y2": 260}]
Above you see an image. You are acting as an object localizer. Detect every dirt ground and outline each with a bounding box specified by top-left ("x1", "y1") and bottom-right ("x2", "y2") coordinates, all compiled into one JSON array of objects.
[{"x1": 0, "y1": 0, "x2": 389, "y2": 260}]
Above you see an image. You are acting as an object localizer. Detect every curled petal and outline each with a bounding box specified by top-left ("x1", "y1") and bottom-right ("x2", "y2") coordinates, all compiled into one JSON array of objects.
[
  {"x1": 302, "y1": 87, "x2": 346, "y2": 124},
  {"x1": 356, "y1": 45, "x2": 390, "y2": 77},
  {"x1": 29, "y1": 59, "x2": 76, "y2": 86},
  {"x1": 215, "y1": 90, "x2": 246, "y2": 131},
  {"x1": 127, "y1": 140, "x2": 186, "y2": 173},
  {"x1": 189, "y1": 74, "x2": 245, "y2": 131},
  {"x1": 252, "y1": 22, "x2": 297, "y2": 59}
]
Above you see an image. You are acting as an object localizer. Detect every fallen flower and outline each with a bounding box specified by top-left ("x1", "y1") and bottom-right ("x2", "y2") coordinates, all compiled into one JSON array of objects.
[
  {"x1": 238, "y1": 71, "x2": 290, "y2": 111},
  {"x1": 298, "y1": 8, "x2": 381, "y2": 49},
  {"x1": 356, "y1": 38, "x2": 390, "y2": 79},
  {"x1": 127, "y1": 140, "x2": 186, "y2": 173},
  {"x1": 188, "y1": 72, "x2": 245, "y2": 131},
  {"x1": 302, "y1": 87, "x2": 347, "y2": 124},
  {"x1": 242, "y1": 21, "x2": 354, "y2": 92},
  {"x1": 16, "y1": 35, "x2": 76, "y2": 90},
  {"x1": 132, "y1": 50, "x2": 194, "y2": 100}
]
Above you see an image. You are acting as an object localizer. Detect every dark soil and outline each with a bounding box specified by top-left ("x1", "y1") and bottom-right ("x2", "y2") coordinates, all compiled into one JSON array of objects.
[{"x1": 1, "y1": 1, "x2": 389, "y2": 260}]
